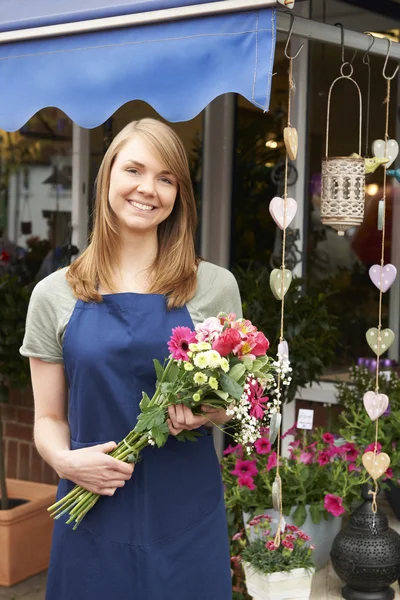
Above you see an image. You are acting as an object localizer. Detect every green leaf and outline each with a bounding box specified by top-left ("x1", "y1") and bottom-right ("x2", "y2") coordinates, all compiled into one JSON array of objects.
[
  {"x1": 166, "y1": 362, "x2": 179, "y2": 383},
  {"x1": 153, "y1": 359, "x2": 164, "y2": 382},
  {"x1": 219, "y1": 373, "x2": 243, "y2": 401},
  {"x1": 292, "y1": 504, "x2": 307, "y2": 527},
  {"x1": 134, "y1": 406, "x2": 165, "y2": 433},
  {"x1": 139, "y1": 392, "x2": 151, "y2": 410},
  {"x1": 252, "y1": 359, "x2": 263, "y2": 371},
  {"x1": 151, "y1": 422, "x2": 170, "y2": 448},
  {"x1": 242, "y1": 357, "x2": 254, "y2": 371},
  {"x1": 175, "y1": 430, "x2": 203, "y2": 443},
  {"x1": 309, "y1": 504, "x2": 322, "y2": 524},
  {"x1": 213, "y1": 389, "x2": 229, "y2": 400},
  {"x1": 228, "y1": 363, "x2": 246, "y2": 382}
]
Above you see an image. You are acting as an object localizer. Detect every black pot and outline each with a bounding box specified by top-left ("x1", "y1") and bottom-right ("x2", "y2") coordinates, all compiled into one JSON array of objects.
[
  {"x1": 20, "y1": 221, "x2": 32, "y2": 235},
  {"x1": 331, "y1": 483, "x2": 400, "y2": 600},
  {"x1": 385, "y1": 481, "x2": 400, "y2": 521}
]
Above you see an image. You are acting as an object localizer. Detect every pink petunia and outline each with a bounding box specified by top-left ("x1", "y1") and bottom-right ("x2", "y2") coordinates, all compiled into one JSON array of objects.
[
  {"x1": 255, "y1": 438, "x2": 272, "y2": 455},
  {"x1": 365, "y1": 442, "x2": 382, "y2": 454},
  {"x1": 223, "y1": 444, "x2": 243, "y2": 457},
  {"x1": 348, "y1": 464, "x2": 360, "y2": 473},
  {"x1": 384, "y1": 468, "x2": 394, "y2": 479},
  {"x1": 299, "y1": 451, "x2": 314, "y2": 465},
  {"x1": 324, "y1": 494, "x2": 345, "y2": 517},
  {"x1": 282, "y1": 424, "x2": 298, "y2": 439},
  {"x1": 231, "y1": 459, "x2": 258, "y2": 477},
  {"x1": 195, "y1": 317, "x2": 223, "y2": 343},
  {"x1": 322, "y1": 432, "x2": 335, "y2": 445},
  {"x1": 238, "y1": 473, "x2": 256, "y2": 490},
  {"x1": 267, "y1": 452, "x2": 277, "y2": 472},
  {"x1": 317, "y1": 450, "x2": 331, "y2": 466},
  {"x1": 340, "y1": 442, "x2": 359, "y2": 463},
  {"x1": 168, "y1": 326, "x2": 197, "y2": 361},
  {"x1": 265, "y1": 540, "x2": 276, "y2": 551}
]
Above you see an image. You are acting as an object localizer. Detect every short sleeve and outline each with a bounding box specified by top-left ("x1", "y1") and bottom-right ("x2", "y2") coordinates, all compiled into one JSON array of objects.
[
  {"x1": 20, "y1": 268, "x2": 76, "y2": 363},
  {"x1": 187, "y1": 261, "x2": 243, "y2": 326}
]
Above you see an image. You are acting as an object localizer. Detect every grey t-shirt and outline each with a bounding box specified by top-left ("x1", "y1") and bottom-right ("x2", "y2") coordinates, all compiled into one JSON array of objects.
[{"x1": 20, "y1": 260, "x2": 243, "y2": 364}]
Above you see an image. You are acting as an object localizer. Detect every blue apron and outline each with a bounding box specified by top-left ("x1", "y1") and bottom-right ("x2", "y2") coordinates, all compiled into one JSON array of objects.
[{"x1": 45, "y1": 293, "x2": 231, "y2": 600}]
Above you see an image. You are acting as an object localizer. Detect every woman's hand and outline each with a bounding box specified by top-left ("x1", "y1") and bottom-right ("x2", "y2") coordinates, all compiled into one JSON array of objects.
[
  {"x1": 167, "y1": 404, "x2": 232, "y2": 436},
  {"x1": 55, "y1": 441, "x2": 135, "y2": 496}
]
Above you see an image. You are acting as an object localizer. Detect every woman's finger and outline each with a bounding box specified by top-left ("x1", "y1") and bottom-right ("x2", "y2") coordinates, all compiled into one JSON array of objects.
[
  {"x1": 200, "y1": 405, "x2": 220, "y2": 413},
  {"x1": 167, "y1": 419, "x2": 183, "y2": 436},
  {"x1": 175, "y1": 404, "x2": 186, "y2": 426}
]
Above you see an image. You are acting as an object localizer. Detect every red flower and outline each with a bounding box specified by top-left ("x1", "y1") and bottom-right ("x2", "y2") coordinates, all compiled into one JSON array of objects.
[
  {"x1": 324, "y1": 494, "x2": 345, "y2": 517},
  {"x1": 281, "y1": 539, "x2": 294, "y2": 550},
  {"x1": 248, "y1": 331, "x2": 270, "y2": 356},
  {"x1": 284, "y1": 534, "x2": 296, "y2": 542},
  {"x1": 212, "y1": 328, "x2": 241, "y2": 357},
  {"x1": 238, "y1": 473, "x2": 256, "y2": 490},
  {"x1": 231, "y1": 459, "x2": 258, "y2": 477},
  {"x1": 322, "y1": 432, "x2": 335, "y2": 445},
  {"x1": 286, "y1": 525, "x2": 298, "y2": 532},
  {"x1": 282, "y1": 424, "x2": 297, "y2": 439},
  {"x1": 297, "y1": 531, "x2": 311, "y2": 541},
  {"x1": 254, "y1": 438, "x2": 272, "y2": 455},
  {"x1": 167, "y1": 326, "x2": 196, "y2": 361},
  {"x1": 265, "y1": 540, "x2": 276, "y2": 551},
  {"x1": 267, "y1": 452, "x2": 277, "y2": 472}
]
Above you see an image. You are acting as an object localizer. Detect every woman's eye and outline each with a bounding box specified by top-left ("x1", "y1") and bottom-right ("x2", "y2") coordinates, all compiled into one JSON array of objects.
[
  {"x1": 127, "y1": 168, "x2": 140, "y2": 175},
  {"x1": 160, "y1": 177, "x2": 173, "y2": 185}
]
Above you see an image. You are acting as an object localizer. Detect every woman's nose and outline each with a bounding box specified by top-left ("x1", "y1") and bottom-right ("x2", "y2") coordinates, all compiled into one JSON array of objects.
[{"x1": 137, "y1": 175, "x2": 156, "y2": 196}]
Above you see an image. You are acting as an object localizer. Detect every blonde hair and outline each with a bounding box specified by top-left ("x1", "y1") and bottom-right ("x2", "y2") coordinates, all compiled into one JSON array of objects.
[{"x1": 67, "y1": 118, "x2": 198, "y2": 308}]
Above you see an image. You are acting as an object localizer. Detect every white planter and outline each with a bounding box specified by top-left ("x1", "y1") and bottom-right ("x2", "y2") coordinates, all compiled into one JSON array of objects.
[
  {"x1": 243, "y1": 562, "x2": 315, "y2": 600},
  {"x1": 244, "y1": 505, "x2": 342, "y2": 570}
]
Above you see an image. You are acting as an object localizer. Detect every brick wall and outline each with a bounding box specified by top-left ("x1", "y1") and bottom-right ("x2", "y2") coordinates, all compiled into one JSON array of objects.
[{"x1": 1, "y1": 387, "x2": 58, "y2": 485}]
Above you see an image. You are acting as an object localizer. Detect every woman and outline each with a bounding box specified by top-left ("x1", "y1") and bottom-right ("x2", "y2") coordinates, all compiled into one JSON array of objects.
[{"x1": 20, "y1": 118, "x2": 242, "y2": 600}]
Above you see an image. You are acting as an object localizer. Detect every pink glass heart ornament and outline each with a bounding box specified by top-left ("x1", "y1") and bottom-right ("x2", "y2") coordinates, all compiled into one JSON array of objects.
[
  {"x1": 269, "y1": 197, "x2": 297, "y2": 230},
  {"x1": 369, "y1": 264, "x2": 397, "y2": 293},
  {"x1": 363, "y1": 391, "x2": 389, "y2": 422}
]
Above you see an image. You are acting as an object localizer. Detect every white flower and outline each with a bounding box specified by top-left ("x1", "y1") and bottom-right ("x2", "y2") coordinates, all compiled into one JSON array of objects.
[
  {"x1": 220, "y1": 358, "x2": 229, "y2": 372},
  {"x1": 184, "y1": 362, "x2": 194, "y2": 371},
  {"x1": 209, "y1": 377, "x2": 218, "y2": 390},
  {"x1": 194, "y1": 372, "x2": 208, "y2": 385},
  {"x1": 193, "y1": 352, "x2": 210, "y2": 369},
  {"x1": 189, "y1": 343, "x2": 199, "y2": 352},
  {"x1": 207, "y1": 350, "x2": 222, "y2": 369},
  {"x1": 198, "y1": 341, "x2": 212, "y2": 351}
]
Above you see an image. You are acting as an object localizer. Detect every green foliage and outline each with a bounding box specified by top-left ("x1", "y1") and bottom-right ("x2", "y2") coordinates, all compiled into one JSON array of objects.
[
  {"x1": 0, "y1": 275, "x2": 32, "y2": 400},
  {"x1": 234, "y1": 265, "x2": 340, "y2": 402}
]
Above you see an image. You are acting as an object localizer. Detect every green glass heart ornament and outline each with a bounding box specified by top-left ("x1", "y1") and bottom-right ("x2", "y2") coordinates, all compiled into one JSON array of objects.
[
  {"x1": 269, "y1": 269, "x2": 292, "y2": 300},
  {"x1": 269, "y1": 412, "x2": 282, "y2": 444},
  {"x1": 366, "y1": 327, "x2": 395, "y2": 357}
]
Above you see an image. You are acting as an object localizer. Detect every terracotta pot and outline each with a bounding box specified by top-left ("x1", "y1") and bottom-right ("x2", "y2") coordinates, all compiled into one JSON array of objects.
[{"x1": 0, "y1": 478, "x2": 57, "y2": 586}]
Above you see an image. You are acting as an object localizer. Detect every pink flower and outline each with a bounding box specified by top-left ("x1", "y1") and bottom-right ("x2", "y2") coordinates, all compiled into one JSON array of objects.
[
  {"x1": 286, "y1": 525, "x2": 298, "y2": 532},
  {"x1": 384, "y1": 468, "x2": 393, "y2": 480},
  {"x1": 232, "y1": 319, "x2": 258, "y2": 336},
  {"x1": 231, "y1": 459, "x2": 258, "y2": 477},
  {"x1": 238, "y1": 473, "x2": 256, "y2": 490},
  {"x1": 219, "y1": 313, "x2": 237, "y2": 325},
  {"x1": 299, "y1": 451, "x2": 313, "y2": 465},
  {"x1": 247, "y1": 331, "x2": 270, "y2": 356},
  {"x1": 267, "y1": 452, "x2": 277, "y2": 472},
  {"x1": 340, "y1": 442, "x2": 359, "y2": 463},
  {"x1": 195, "y1": 317, "x2": 223, "y2": 343},
  {"x1": 265, "y1": 540, "x2": 276, "y2": 551},
  {"x1": 348, "y1": 464, "x2": 360, "y2": 473},
  {"x1": 212, "y1": 328, "x2": 242, "y2": 357},
  {"x1": 317, "y1": 450, "x2": 331, "y2": 466},
  {"x1": 322, "y1": 432, "x2": 335, "y2": 445},
  {"x1": 297, "y1": 531, "x2": 311, "y2": 541},
  {"x1": 282, "y1": 539, "x2": 294, "y2": 550},
  {"x1": 232, "y1": 531, "x2": 244, "y2": 541},
  {"x1": 289, "y1": 440, "x2": 301, "y2": 451},
  {"x1": 168, "y1": 326, "x2": 197, "y2": 361},
  {"x1": 365, "y1": 442, "x2": 382, "y2": 454},
  {"x1": 245, "y1": 379, "x2": 269, "y2": 420},
  {"x1": 285, "y1": 534, "x2": 296, "y2": 542},
  {"x1": 223, "y1": 444, "x2": 243, "y2": 456},
  {"x1": 282, "y1": 424, "x2": 297, "y2": 439},
  {"x1": 255, "y1": 438, "x2": 272, "y2": 455},
  {"x1": 324, "y1": 494, "x2": 345, "y2": 517}
]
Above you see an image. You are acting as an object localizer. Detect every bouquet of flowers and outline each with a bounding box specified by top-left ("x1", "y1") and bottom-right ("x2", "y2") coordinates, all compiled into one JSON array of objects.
[
  {"x1": 49, "y1": 313, "x2": 280, "y2": 529},
  {"x1": 233, "y1": 513, "x2": 315, "y2": 575}
]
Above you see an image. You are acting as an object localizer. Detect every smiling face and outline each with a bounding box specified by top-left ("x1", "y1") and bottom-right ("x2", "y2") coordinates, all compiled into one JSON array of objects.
[{"x1": 108, "y1": 134, "x2": 178, "y2": 235}]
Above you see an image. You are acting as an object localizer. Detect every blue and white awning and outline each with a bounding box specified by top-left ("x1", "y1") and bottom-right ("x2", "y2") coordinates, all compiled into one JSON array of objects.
[{"x1": 0, "y1": 1, "x2": 276, "y2": 130}]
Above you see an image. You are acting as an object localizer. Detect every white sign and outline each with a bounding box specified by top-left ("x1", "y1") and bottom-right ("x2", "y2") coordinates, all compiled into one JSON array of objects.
[{"x1": 297, "y1": 408, "x2": 314, "y2": 430}]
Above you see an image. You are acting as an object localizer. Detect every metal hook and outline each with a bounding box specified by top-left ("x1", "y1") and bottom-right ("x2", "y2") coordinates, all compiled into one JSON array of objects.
[
  {"x1": 335, "y1": 23, "x2": 357, "y2": 66},
  {"x1": 362, "y1": 32, "x2": 375, "y2": 65},
  {"x1": 383, "y1": 38, "x2": 399, "y2": 81},
  {"x1": 284, "y1": 12, "x2": 304, "y2": 60}
]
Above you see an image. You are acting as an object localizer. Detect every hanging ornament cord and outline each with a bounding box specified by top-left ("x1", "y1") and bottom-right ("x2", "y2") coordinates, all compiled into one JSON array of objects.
[
  {"x1": 369, "y1": 41, "x2": 399, "y2": 516},
  {"x1": 362, "y1": 33, "x2": 375, "y2": 157},
  {"x1": 274, "y1": 16, "x2": 303, "y2": 549}
]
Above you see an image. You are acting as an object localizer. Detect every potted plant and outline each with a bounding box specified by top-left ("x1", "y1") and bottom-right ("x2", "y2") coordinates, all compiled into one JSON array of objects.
[
  {"x1": 0, "y1": 273, "x2": 57, "y2": 586},
  {"x1": 221, "y1": 427, "x2": 367, "y2": 569},
  {"x1": 337, "y1": 364, "x2": 400, "y2": 519},
  {"x1": 234, "y1": 513, "x2": 315, "y2": 600}
]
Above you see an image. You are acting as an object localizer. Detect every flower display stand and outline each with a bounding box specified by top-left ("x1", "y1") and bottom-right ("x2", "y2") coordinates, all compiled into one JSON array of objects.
[{"x1": 243, "y1": 562, "x2": 314, "y2": 600}]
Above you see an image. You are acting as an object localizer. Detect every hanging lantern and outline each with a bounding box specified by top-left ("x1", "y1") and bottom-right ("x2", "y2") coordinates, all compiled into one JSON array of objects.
[{"x1": 321, "y1": 64, "x2": 365, "y2": 236}]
